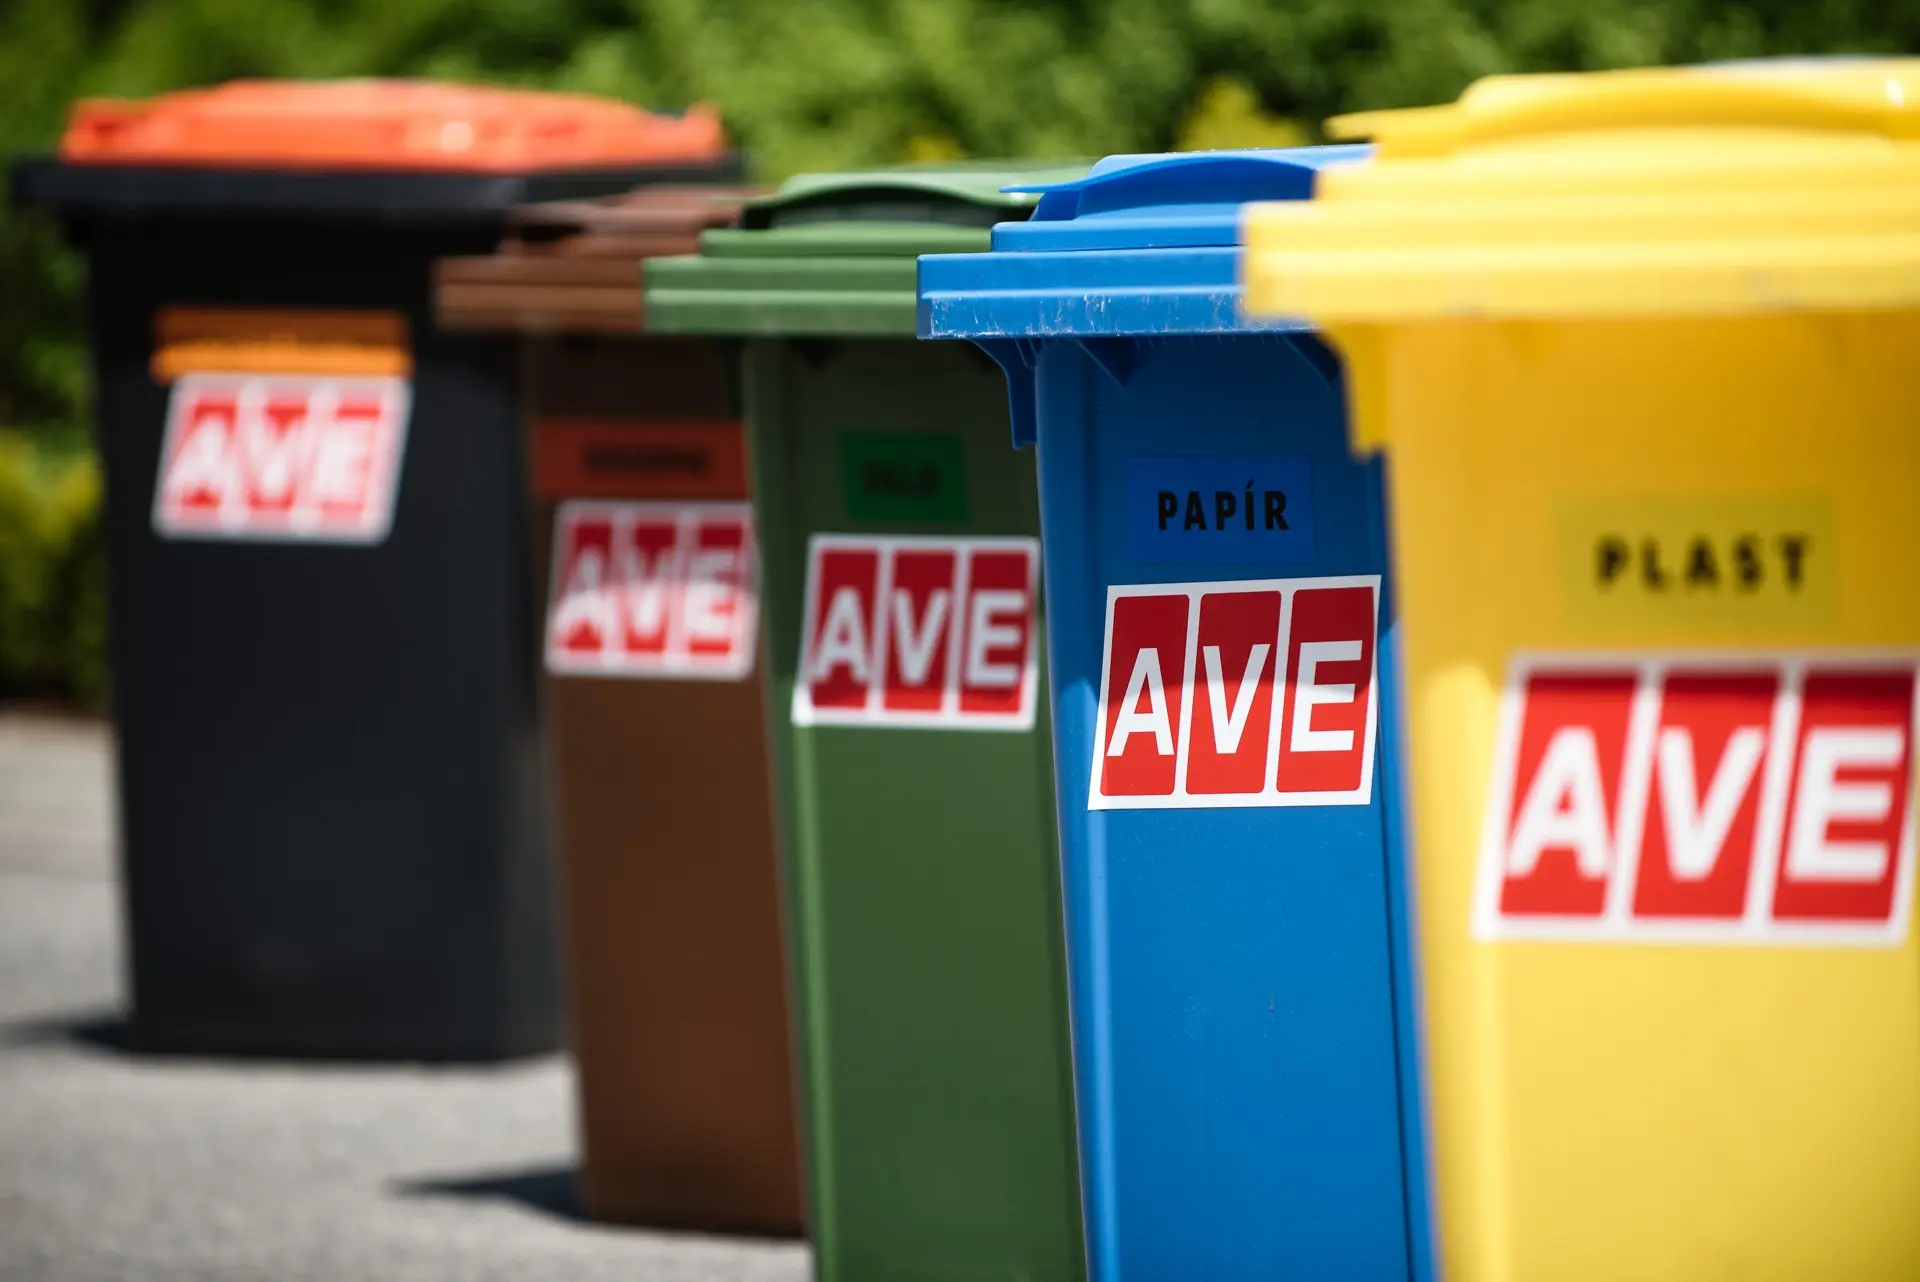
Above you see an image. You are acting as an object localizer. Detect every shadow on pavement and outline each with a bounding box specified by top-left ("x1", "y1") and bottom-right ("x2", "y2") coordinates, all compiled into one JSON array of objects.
[
  {"x1": 1, "y1": 1008, "x2": 572, "y2": 1068},
  {"x1": 394, "y1": 1169, "x2": 808, "y2": 1242},
  {"x1": 395, "y1": 1163, "x2": 585, "y2": 1223},
  {"x1": 0, "y1": 1008, "x2": 134, "y2": 1053}
]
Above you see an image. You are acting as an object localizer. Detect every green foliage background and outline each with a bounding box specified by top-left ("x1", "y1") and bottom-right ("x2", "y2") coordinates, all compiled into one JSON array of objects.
[{"x1": 1, "y1": 0, "x2": 1917, "y2": 702}]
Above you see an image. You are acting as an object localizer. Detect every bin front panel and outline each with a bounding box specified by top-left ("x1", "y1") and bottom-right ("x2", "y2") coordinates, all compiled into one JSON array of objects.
[
  {"x1": 520, "y1": 335, "x2": 803, "y2": 1233},
  {"x1": 88, "y1": 218, "x2": 557, "y2": 1058},
  {"x1": 1033, "y1": 333, "x2": 1412, "y2": 1282},
  {"x1": 1362, "y1": 312, "x2": 1920, "y2": 1282},
  {"x1": 747, "y1": 336, "x2": 1085, "y2": 1282}
]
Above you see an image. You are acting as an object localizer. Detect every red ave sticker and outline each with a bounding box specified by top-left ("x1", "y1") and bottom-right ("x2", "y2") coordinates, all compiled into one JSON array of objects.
[
  {"x1": 1475, "y1": 653, "x2": 1920, "y2": 944},
  {"x1": 795, "y1": 535, "x2": 1040, "y2": 730},
  {"x1": 546, "y1": 500, "x2": 758, "y2": 680},
  {"x1": 154, "y1": 373, "x2": 409, "y2": 543},
  {"x1": 1090, "y1": 576, "x2": 1381, "y2": 810}
]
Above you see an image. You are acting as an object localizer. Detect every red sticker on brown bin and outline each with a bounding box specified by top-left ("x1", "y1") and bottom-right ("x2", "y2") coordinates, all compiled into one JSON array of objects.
[
  {"x1": 533, "y1": 420, "x2": 748, "y2": 501},
  {"x1": 545, "y1": 500, "x2": 758, "y2": 681}
]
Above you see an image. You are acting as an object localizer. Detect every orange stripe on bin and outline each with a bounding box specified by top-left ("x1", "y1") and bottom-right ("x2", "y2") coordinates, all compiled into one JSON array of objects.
[
  {"x1": 151, "y1": 307, "x2": 411, "y2": 381},
  {"x1": 533, "y1": 419, "x2": 748, "y2": 501}
]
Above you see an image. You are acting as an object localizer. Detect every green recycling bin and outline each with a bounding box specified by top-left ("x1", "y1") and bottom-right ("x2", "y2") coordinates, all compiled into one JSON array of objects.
[{"x1": 646, "y1": 164, "x2": 1088, "y2": 1282}]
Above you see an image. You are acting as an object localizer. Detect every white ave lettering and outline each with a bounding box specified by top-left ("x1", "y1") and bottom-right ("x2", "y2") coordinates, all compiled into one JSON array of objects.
[
  {"x1": 167, "y1": 413, "x2": 234, "y2": 502},
  {"x1": 1656, "y1": 726, "x2": 1768, "y2": 881},
  {"x1": 241, "y1": 405, "x2": 306, "y2": 503},
  {"x1": 1289, "y1": 639, "x2": 1361, "y2": 753},
  {"x1": 965, "y1": 589, "x2": 1026, "y2": 690},
  {"x1": 813, "y1": 586, "x2": 873, "y2": 685},
  {"x1": 551, "y1": 544, "x2": 614, "y2": 646},
  {"x1": 1109, "y1": 648, "x2": 1174, "y2": 757},
  {"x1": 892, "y1": 589, "x2": 951, "y2": 687},
  {"x1": 1204, "y1": 643, "x2": 1270, "y2": 755},
  {"x1": 309, "y1": 411, "x2": 376, "y2": 508},
  {"x1": 620, "y1": 542, "x2": 674, "y2": 642},
  {"x1": 682, "y1": 547, "x2": 740, "y2": 645},
  {"x1": 1507, "y1": 726, "x2": 1613, "y2": 880},
  {"x1": 1785, "y1": 728, "x2": 1905, "y2": 883}
]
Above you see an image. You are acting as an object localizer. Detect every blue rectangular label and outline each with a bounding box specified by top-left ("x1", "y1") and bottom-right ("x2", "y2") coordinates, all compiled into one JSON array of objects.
[{"x1": 1124, "y1": 455, "x2": 1316, "y2": 564}]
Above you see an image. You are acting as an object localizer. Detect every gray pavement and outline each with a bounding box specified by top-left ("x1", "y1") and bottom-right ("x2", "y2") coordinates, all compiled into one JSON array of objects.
[{"x1": 0, "y1": 712, "x2": 810, "y2": 1282}]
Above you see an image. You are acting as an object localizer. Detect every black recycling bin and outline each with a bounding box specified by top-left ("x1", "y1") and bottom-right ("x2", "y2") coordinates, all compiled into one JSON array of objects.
[{"x1": 11, "y1": 80, "x2": 742, "y2": 1059}]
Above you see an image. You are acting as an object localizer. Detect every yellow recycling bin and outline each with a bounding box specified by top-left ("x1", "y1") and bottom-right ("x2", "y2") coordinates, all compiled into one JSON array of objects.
[{"x1": 1244, "y1": 60, "x2": 1920, "y2": 1282}]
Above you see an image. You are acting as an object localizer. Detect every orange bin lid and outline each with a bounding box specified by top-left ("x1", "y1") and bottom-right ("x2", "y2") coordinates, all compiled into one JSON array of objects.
[{"x1": 59, "y1": 80, "x2": 729, "y2": 173}]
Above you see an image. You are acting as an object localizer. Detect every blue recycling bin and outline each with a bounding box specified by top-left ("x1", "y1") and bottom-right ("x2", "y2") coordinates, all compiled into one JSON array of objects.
[{"x1": 917, "y1": 148, "x2": 1432, "y2": 1282}]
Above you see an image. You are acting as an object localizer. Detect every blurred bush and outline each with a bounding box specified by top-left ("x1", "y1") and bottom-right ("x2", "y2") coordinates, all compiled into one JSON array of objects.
[
  {"x1": 2, "y1": 0, "x2": 1915, "y2": 706},
  {"x1": 0, "y1": 434, "x2": 107, "y2": 708},
  {"x1": 1175, "y1": 77, "x2": 1310, "y2": 152}
]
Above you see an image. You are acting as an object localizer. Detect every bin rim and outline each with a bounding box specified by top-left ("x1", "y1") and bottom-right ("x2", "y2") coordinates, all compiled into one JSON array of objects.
[
  {"x1": 917, "y1": 145, "x2": 1368, "y2": 341},
  {"x1": 501, "y1": 183, "x2": 763, "y2": 237},
  {"x1": 434, "y1": 184, "x2": 766, "y2": 335},
  {"x1": 998, "y1": 145, "x2": 1371, "y2": 249},
  {"x1": 1243, "y1": 57, "x2": 1920, "y2": 321},
  {"x1": 642, "y1": 159, "x2": 1091, "y2": 338},
  {"x1": 735, "y1": 160, "x2": 1091, "y2": 232}
]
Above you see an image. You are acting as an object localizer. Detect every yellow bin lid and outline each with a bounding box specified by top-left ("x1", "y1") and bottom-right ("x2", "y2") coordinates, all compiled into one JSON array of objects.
[{"x1": 1242, "y1": 58, "x2": 1920, "y2": 319}]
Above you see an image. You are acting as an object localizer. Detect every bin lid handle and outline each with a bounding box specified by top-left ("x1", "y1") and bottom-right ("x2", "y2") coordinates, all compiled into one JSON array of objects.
[{"x1": 1003, "y1": 147, "x2": 1372, "y2": 224}]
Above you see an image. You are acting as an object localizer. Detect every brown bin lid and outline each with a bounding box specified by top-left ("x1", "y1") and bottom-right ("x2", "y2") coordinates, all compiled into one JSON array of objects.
[
  {"x1": 58, "y1": 80, "x2": 728, "y2": 173},
  {"x1": 436, "y1": 184, "x2": 762, "y2": 334}
]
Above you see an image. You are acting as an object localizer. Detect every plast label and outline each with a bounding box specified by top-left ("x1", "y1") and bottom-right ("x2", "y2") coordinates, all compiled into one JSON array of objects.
[
  {"x1": 794, "y1": 535, "x2": 1039, "y2": 730},
  {"x1": 1556, "y1": 496, "x2": 1837, "y2": 630},
  {"x1": 1089, "y1": 576, "x2": 1380, "y2": 810},
  {"x1": 546, "y1": 500, "x2": 758, "y2": 680},
  {"x1": 154, "y1": 373, "x2": 409, "y2": 543},
  {"x1": 1476, "y1": 653, "x2": 1919, "y2": 945}
]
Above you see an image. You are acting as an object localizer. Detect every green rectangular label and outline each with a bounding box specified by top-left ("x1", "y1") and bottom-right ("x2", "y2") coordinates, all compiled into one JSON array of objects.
[{"x1": 841, "y1": 432, "x2": 968, "y2": 524}]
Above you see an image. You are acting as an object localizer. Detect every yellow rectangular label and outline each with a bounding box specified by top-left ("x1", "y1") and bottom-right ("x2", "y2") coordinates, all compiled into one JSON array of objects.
[{"x1": 1557, "y1": 495, "x2": 1837, "y2": 631}]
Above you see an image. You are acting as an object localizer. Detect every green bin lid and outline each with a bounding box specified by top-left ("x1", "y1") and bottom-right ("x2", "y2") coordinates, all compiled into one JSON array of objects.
[{"x1": 643, "y1": 159, "x2": 1090, "y2": 337}]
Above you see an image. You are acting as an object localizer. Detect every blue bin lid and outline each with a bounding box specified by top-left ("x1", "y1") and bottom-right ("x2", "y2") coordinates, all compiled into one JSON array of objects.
[{"x1": 916, "y1": 144, "x2": 1370, "y2": 342}]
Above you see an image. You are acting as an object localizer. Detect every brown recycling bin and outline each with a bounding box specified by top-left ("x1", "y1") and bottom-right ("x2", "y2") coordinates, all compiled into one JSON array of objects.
[{"x1": 436, "y1": 185, "x2": 803, "y2": 1233}]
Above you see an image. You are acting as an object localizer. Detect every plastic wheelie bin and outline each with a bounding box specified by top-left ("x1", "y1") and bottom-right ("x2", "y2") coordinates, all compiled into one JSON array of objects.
[
  {"x1": 1245, "y1": 60, "x2": 1920, "y2": 1282},
  {"x1": 433, "y1": 183, "x2": 807, "y2": 1231},
  {"x1": 645, "y1": 163, "x2": 1089, "y2": 1282},
  {"x1": 10, "y1": 81, "x2": 740, "y2": 1060},
  {"x1": 919, "y1": 147, "x2": 1426, "y2": 1282}
]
